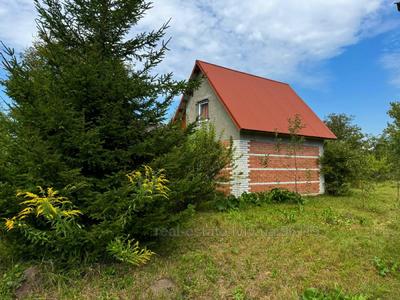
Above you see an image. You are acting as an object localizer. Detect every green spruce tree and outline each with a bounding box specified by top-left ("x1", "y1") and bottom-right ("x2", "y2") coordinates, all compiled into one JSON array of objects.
[{"x1": 0, "y1": 0, "x2": 197, "y2": 261}]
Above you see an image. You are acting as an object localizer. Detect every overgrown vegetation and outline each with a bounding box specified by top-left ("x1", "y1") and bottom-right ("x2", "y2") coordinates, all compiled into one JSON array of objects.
[
  {"x1": 321, "y1": 114, "x2": 390, "y2": 195},
  {"x1": 215, "y1": 188, "x2": 304, "y2": 211},
  {"x1": 0, "y1": 0, "x2": 230, "y2": 265},
  {"x1": 1, "y1": 183, "x2": 399, "y2": 299}
]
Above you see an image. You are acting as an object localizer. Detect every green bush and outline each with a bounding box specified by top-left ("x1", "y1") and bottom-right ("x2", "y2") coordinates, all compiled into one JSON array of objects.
[
  {"x1": 320, "y1": 141, "x2": 363, "y2": 195},
  {"x1": 152, "y1": 124, "x2": 232, "y2": 209},
  {"x1": 214, "y1": 188, "x2": 303, "y2": 211},
  {"x1": 268, "y1": 188, "x2": 304, "y2": 205},
  {"x1": 1, "y1": 166, "x2": 176, "y2": 264}
]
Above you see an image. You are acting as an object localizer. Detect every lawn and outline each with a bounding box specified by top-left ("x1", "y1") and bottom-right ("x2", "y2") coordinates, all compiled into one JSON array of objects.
[{"x1": 1, "y1": 183, "x2": 400, "y2": 299}]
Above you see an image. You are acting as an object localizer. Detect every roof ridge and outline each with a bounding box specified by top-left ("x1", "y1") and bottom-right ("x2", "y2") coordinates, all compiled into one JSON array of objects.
[{"x1": 196, "y1": 59, "x2": 290, "y2": 86}]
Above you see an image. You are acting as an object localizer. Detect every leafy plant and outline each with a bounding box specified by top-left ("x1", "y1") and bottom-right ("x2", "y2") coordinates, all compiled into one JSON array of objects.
[
  {"x1": 214, "y1": 189, "x2": 304, "y2": 211},
  {"x1": 107, "y1": 238, "x2": 154, "y2": 266},
  {"x1": 215, "y1": 195, "x2": 242, "y2": 212},
  {"x1": 0, "y1": 264, "x2": 25, "y2": 299},
  {"x1": 280, "y1": 210, "x2": 297, "y2": 224},
  {"x1": 232, "y1": 286, "x2": 246, "y2": 300},
  {"x1": 152, "y1": 124, "x2": 232, "y2": 208},
  {"x1": 301, "y1": 287, "x2": 368, "y2": 300},
  {"x1": 269, "y1": 188, "x2": 304, "y2": 205},
  {"x1": 5, "y1": 187, "x2": 82, "y2": 232},
  {"x1": 373, "y1": 257, "x2": 399, "y2": 277},
  {"x1": 321, "y1": 208, "x2": 364, "y2": 226},
  {"x1": 2, "y1": 187, "x2": 84, "y2": 262}
]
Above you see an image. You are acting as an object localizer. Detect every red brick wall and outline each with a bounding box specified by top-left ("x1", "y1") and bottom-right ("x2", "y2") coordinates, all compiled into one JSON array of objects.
[
  {"x1": 217, "y1": 139, "x2": 323, "y2": 195},
  {"x1": 249, "y1": 170, "x2": 319, "y2": 183},
  {"x1": 249, "y1": 141, "x2": 320, "y2": 156},
  {"x1": 248, "y1": 140, "x2": 321, "y2": 195},
  {"x1": 249, "y1": 156, "x2": 319, "y2": 169}
]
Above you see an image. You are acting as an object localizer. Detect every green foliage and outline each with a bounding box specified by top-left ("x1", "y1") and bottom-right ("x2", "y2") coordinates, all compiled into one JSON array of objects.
[
  {"x1": 2, "y1": 187, "x2": 84, "y2": 262},
  {"x1": 214, "y1": 188, "x2": 303, "y2": 211},
  {"x1": 232, "y1": 286, "x2": 246, "y2": 300},
  {"x1": 107, "y1": 238, "x2": 154, "y2": 266},
  {"x1": 385, "y1": 102, "x2": 400, "y2": 199},
  {"x1": 0, "y1": 264, "x2": 25, "y2": 299},
  {"x1": 0, "y1": 0, "x2": 215, "y2": 264},
  {"x1": 373, "y1": 257, "x2": 399, "y2": 277},
  {"x1": 321, "y1": 207, "x2": 365, "y2": 226},
  {"x1": 152, "y1": 124, "x2": 232, "y2": 208},
  {"x1": 269, "y1": 188, "x2": 304, "y2": 205},
  {"x1": 280, "y1": 209, "x2": 298, "y2": 224},
  {"x1": 87, "y1": 165, "x2": 181, "y2": 243},
  {"x1": 322, "y1": 113, "x2": 391, "y2": 195},
  {"x1": 301, "y1": 287, "x2": 368, "y2": 300},
  {"x1": 1, "y1": 166, "x2": 170, "y2": 264},
  {"x1": 324, "y1": 114, "x2": 364, "y2": 148},
  {"x1": 321, "y1": 140, "x2": 364, "y2": 195}
]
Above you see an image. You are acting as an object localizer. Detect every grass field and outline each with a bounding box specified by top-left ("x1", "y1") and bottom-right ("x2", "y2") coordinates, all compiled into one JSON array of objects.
[{"x1": 1, "y1": 183, "x2": 400, "y2": 299}]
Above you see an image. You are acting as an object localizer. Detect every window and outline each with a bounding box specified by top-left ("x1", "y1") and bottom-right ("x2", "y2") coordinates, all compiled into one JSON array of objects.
[{"x1": 197, "y1": 100, "x2": 209, "y2": 121}]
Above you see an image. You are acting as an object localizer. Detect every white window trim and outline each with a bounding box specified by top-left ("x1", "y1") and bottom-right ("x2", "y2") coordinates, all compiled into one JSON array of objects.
[{"x1": 197, "y1": 99, "x2": 209, "y2": 122}]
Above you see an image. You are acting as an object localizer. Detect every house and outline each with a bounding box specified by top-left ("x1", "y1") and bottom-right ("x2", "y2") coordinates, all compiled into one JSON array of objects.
[{"x1": 175, "y1": 60, "x2": 336, "y2": 196}]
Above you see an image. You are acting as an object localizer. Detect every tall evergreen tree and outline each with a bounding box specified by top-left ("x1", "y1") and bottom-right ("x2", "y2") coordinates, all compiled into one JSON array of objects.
[
  {"x1": 1, "y1": 0, "x2": 190, "y2": 194},
  {"x1": 0, "y1": 0, "x2": 198, "y2": 260}
]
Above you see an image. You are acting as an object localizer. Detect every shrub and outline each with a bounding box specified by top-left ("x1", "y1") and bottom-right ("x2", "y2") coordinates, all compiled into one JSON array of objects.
[
  {"x1": 320, "y1": 141, "x2": 364, "y2": 195},
  {"x1": 2, "y1": 187, "x2": 84, "y2": 262},
  {"x1": 1, "y1": 166, "x2": 173, "y2": 264},
  {"x1": 152, "y1": 124, "x2": 232, "y2": 209},
  {"x1": 214, "y1": 188, "x2": 304, "y2": 211},
  {"x1": 268, "y1": 188, "x2": 304, "y2": 205}
]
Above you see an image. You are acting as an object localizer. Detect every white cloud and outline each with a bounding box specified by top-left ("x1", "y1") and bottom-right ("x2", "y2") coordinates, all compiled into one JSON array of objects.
[
  {"x1": 0, "y1": 0, "x2": 37, "y2": 49},
  {"x1": 0, "y1": 0, "x2": 393, "y2": 85},
  {"x1": 381, "y1": 51, "x2": 400, "y2": 87},
  {"x1": 135, "y1": 0, "x2": 390, "y2": 83}
]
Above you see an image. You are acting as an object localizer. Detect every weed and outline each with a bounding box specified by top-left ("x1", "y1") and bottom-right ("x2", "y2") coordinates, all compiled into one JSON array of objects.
[
  {"x1": 232, "y1": 286, "x2": 246, "y2": 300},
  {"x1": 373, "y1": 257, "x2": 399, "y2": 277},
  {"x1": 0, "y1": 264, "x2": 25, "y2": 299},
  {"x1": 280, "y1": 210, "x2": 298, "y2": 224},
  {"x1": 107, "y1": 238, "x2": 154, "y2": 266},
  {"x1": 322, "y1": 208, "x2": 361, "y2": 226}
]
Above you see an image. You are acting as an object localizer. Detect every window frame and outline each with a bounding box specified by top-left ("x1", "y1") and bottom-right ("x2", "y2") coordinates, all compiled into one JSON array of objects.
[{"x1": 197, "y1": 99, "x2": 209, "y2": 121}]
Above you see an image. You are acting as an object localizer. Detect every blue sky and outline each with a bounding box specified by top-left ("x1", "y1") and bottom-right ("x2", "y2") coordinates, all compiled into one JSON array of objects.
[{"x1": 1, "y1": 0, "x2": 400, "y2": 135}]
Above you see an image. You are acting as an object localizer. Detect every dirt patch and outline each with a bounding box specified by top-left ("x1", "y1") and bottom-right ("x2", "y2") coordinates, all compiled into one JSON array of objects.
[
  {"x1": 15, "y1": 266, "x2": 40, "y2": 299},
  {"x1": 149, "y1": 278, "x2": 176, "y2": 296}
]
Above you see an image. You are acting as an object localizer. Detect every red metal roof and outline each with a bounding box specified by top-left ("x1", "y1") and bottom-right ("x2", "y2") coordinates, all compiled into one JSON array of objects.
[{"x1": 181, "y1": 60, "x2": 336, "y2": 139}]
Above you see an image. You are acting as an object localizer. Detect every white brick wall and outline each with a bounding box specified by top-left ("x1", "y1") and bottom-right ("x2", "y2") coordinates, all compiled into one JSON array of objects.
[{"x1": 231, "y1": 139, "x2": 250, "y2": 197}]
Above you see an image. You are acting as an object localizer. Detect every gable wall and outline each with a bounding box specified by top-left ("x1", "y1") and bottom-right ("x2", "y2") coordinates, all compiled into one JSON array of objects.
[{"x1": 185, "y1": 76, "x2": 240, "y2": 140}]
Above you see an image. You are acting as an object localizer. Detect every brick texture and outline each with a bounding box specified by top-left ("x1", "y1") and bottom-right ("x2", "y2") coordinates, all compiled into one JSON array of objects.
[
  {"x1": 249, "y1": 141, "x2": 319, "y2": 156},
  {"x1": 249, "y1": 156, "x2": 318, "y2": 169},
  {"x1": 220, "y1": 139, "x2": 323, "y2": 195},
  {"x1": 249, "y1": 169, "x2": 319, "y2": 183}
]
